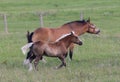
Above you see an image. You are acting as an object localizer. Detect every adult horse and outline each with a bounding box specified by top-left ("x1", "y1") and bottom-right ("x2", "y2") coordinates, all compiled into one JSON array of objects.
[
  {"x1": 26, "y1": 18, "x2": 100, "y2": 60},
  {"x1": 24, "y1": 31, "x2": 82, "y2": 71}
]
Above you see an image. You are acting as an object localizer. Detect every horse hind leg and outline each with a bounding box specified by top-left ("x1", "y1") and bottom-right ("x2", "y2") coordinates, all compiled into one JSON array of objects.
[
  {"x1": 34, "y1": 56, "x2": 42, "y2": 71},
  {"x1": 27, "y1": 53, "x2": 36, "y2": 71},
  {"x1": 23, "y1": 50, "x2": 32, "y2": 65},
  {"x1": 28, "y1": 63, "x2": 33, "y2": 71}
]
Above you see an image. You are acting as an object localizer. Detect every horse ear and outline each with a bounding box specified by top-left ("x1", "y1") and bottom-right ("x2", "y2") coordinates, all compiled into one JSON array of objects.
[
  {"x1": 87, "y1": 17, "x2": 90, "y2": 22},
  {"x1": 80, "y1": 12, "x2": 84, "y2": 20},
  {"x1": 71, "y1": 31, "x2": 75, "y2": 35}
]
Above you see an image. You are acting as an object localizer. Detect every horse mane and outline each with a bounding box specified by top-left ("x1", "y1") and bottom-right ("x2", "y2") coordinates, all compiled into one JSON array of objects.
[
  {"x1": 55, "y1": 31, "x2": 75, "y2": 42},
  {"x1": 63, "y1": 20, "x2": 86, "y2": 26},
  {"x1": 55, "y1": 33, "x2": 71, "y2": 42}
]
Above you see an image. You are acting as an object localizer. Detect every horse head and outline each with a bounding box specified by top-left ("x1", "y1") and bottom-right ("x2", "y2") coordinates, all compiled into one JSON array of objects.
[
  {"x1": 86, "y1": 18, "x2": 100, "y2": 34},
  {"x1": 70, "y1": 31, "x2": 83, "y2": 45}
]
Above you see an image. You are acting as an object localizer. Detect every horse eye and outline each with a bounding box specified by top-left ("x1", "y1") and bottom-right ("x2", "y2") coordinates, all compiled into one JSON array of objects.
[{"x1": 76, "y1": 37, "x2": 78, "y2": 39}]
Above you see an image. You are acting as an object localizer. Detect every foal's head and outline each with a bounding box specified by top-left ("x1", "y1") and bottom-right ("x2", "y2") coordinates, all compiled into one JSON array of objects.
[
  {"x1": 56, "y1": 31, "x2": 83, "y2": 45},
  {"x1": 69, "y1": 31, "x2": 83, "y2": 45}
]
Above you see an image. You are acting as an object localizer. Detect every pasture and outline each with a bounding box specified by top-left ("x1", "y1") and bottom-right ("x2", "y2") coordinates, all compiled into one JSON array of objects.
[{"x1": 0, "y1": 0, "x2": 120, "y2": 82}]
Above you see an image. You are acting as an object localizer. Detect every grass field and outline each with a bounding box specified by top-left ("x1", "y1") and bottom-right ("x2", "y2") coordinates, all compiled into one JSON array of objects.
[{"x1": 0, "y1": 0, "x2": 120, "y2": 82}]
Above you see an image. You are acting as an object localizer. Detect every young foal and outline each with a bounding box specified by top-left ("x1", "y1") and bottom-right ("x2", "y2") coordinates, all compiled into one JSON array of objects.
[{"x1": 26, "y1": 31, "x2": 82, "y2": 71}]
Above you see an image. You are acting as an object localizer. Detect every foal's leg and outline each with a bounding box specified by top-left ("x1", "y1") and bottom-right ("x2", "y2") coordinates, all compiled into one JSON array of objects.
[
  {"x1": 28, "y1": 53, "x2": 36, "y2": 71},
  {"x1": 23, "y1": 50, "x2": 32, "y2": 65},
  {"x1": 65, "y1": 52, "x2": 68, "y2": 58},
  {"x1": 57, "y1": 56, "x2": 66, "y2": 69},
  {"x1": 34, "y1": 56, "x2": 42, "y2": 71},
  {"x1": 69, "y1": 43, "x2": 75, "y2": 61}
]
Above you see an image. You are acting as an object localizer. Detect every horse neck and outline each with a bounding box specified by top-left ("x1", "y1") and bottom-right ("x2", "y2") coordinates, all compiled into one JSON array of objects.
[
  {"x1": 69, "y1": 23, "x2": 88, "y2": 35},
  {"x1": 58, "y1": 36, "x2": 72, "y2": 48}
]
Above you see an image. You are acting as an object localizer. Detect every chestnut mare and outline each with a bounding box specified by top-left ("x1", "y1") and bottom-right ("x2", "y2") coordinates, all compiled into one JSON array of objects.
[
  {"x1": 24, "y1": 31, "x2": 82, "y2": 71},
  {"x1": 26, "y1": 18, "x2": 100, "y2": 61}
]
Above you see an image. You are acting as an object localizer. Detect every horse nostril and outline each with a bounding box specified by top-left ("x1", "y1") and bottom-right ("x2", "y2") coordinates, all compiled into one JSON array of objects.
[{"x1": 79, "y1": 42, "x2": 83, "y2": 45}]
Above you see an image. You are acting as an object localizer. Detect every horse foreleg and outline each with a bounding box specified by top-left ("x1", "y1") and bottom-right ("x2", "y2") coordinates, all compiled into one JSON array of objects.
[
  {"x1": 69, "y1": 50, "x2": 73, "y2": 60},
  {"x1": 57, "y1": 56, "x2": 66, "y2": 69},
  {"x1": 69, "y1": 43, "x2": 75, "y2": 61}
]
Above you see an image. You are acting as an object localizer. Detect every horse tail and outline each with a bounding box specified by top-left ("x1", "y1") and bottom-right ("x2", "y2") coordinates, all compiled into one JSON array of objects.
[
  {"x1": 21, "y1": 42, "x2": 34, "y2": 55},
  {"x1": 23, "y1": 43, "x2": 34, "y2": 67},
  {"x1": 27, "y1": 31, "x2": 34, "y2": 43}
]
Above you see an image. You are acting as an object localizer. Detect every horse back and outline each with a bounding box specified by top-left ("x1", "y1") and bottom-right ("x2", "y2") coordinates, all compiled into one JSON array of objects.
[
  {"x1": 32, "y1": 28, "x2": 51, "y2": 42},
  {"x1": 32, "y1": 27, "x2": 71, "y2": 43}
]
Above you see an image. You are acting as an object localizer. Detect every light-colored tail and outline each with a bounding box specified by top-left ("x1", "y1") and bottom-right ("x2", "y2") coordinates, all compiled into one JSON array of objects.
[{"x1": 21, "y1": 42, "x2": 33, "y2": 55}]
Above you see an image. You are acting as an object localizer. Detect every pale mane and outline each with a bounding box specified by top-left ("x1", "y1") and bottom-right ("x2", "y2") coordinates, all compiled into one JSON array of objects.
[{"x1": 55, "y1": 31, "x2": 75, "y2": 42}]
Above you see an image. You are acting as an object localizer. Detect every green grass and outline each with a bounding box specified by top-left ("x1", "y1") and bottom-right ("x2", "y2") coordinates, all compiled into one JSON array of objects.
[{"x1": 0, "y1": 0, "x2": 120, "y2": 82}]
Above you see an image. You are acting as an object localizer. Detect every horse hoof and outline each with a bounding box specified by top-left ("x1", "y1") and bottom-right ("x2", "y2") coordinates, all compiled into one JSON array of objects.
[
  {"x1": 41, "y1": 58, "x2": 47, "y2": 64},
  {"x1": 23, "y1": 59, "x2": 30, "y2": 65},
  {"x1": 28, "y1": 67, "x2": 33, "y2": 72},
  {"x1": 53, "y1": 66, "x2": 59, "y2": 70}
]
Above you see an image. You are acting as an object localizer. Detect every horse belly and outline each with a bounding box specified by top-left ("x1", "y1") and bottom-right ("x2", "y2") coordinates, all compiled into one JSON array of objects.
[{"x1": 45, "y1": 48, "x2": 61, "y2": 57}]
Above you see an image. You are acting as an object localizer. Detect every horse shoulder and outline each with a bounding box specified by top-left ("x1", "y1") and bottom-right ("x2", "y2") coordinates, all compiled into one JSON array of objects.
[{"x1": 56, "y1": 42, "x2": 67, "y2": 54}]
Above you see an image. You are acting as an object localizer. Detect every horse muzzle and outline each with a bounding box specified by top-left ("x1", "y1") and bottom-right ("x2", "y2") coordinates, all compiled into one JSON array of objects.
[
  {"x1": 95, "y1": 29, "x2": 100, "y2": 34},
  {"x1": 78, "y1": 41, "x2": 83, "y2": 45}
]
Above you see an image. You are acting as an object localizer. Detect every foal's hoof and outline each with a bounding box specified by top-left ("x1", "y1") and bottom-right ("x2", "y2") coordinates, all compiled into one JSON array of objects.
[
  {"x1": 41, "y1": 58, "x2": 47, "y2": 64},
  {"x1": 53, "y1": 66, "x2": 59, "y2": 70},
  {"x1": 28, "y1": 68, "x2": 33, "y2": 72},
  {"x1": 23, "y1": 59, "x2": 30, "y2": 65},
  {"x1": 34, "y1": 67, "x2": 39, "y2": 71}
]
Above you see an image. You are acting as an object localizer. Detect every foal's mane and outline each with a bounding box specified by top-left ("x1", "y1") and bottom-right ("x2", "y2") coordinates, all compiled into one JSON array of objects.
[
  {"x1": 55, "y1": 33, "x2": 71, "y2": 42},
  {"x1": 55, "y1": 32, "x2": 75, "y2": 42}
]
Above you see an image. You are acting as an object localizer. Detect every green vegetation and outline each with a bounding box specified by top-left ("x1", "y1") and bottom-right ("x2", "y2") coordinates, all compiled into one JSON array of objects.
[{"x1": 0, "y1": 0, "x2": 120, "y2": 82}]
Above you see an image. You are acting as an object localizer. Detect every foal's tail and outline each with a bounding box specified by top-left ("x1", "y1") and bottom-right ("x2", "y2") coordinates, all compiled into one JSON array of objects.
[
  {"x1": 27, "y1": 31, "x2": 34, "y2": 43},
  {"x1": 21, "y1": 42, "x2": 34, "y2": 55}
]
